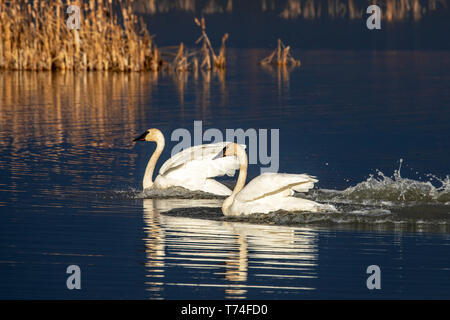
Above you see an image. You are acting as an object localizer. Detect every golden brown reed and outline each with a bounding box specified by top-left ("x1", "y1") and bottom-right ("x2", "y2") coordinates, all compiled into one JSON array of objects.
[
  {"x1": 259, "y1": 39, "x2": 301, "y2": 67},
  {"x1": 194, "y1": 17, "x2": 228, "y2": 69},
  {"x1": 0, "y1": 0, "x2": 156, "y2": 71},
  {"x1": 0, "y1": 0, "x2": 228, "y2": 72}
]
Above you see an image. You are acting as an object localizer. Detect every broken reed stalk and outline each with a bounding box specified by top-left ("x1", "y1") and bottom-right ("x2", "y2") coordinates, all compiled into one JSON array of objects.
[
  {"x1": 194, "y1": 17, "x2": 228, "y2": 70},
  {"x1": 260, "y1": 39, "x2": 301, "y2": 67},
  {"x1": 0, "y1": 0, "x2": 159, "y2": 71},
  {"x1": 157, "y1": 17, "x2": 228, "y2": 73}
]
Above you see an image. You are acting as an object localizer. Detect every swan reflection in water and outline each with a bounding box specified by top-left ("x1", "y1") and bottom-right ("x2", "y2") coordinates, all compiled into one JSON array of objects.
[{"x1": 142, "y1": 198, "x2": 319, "y2": 299}]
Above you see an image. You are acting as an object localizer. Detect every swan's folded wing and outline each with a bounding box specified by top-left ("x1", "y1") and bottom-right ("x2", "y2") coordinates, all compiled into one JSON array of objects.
[
  {"x1": 159, "y1": 142, "x2": 246, "y2": 177},
  {"x1": 235, "y1": 172, "x2": 318, "y2": 202},
  {"x1": 201, "y1": 156, "x2": 241, "y2": 178}
]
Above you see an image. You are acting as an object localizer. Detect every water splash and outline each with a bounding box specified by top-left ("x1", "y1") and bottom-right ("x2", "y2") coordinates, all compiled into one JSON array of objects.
[
  {"x1": 343, "y1": 159, "x2": 450, "y2": 204},
  {"x1": 307, "y1": 159, "x2": 450, "y2": 205}
]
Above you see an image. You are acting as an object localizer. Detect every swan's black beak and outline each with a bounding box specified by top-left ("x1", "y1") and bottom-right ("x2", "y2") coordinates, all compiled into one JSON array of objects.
[
  {"x1": 213, "y1": 146, "x2": 227, "y2": 160},
  {"x1": 133, "y1": 131, "x2": 149, "y2": 142}
]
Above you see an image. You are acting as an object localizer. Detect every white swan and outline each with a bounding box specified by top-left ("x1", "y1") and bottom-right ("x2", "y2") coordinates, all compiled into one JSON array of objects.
[
  {"x1": 133, "y1": 128, "x2": 245, "y2": 196},
  {"x1": 217, "y1": 143, "x2": 334, "y2": 216}
]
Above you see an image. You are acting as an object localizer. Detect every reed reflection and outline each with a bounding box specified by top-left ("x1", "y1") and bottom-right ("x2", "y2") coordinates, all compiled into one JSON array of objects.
[
  {"x1": 261, "y1": 64, "x2": 295, "y2": 99},
  {"x1": 0, "y1": 71, "x2": 158, "y2": 197},
  {"x1": 164, "y1": 67, "x2": 226, "y2": 109},
  {"x1": 142, "y1": 199, "x2": 319, "y2": 299},
  {"x1": 0, "y1": 71, "x2": 152, "y2": 148},
  {"x1": 0, "y1": 69, "x2": 227, "y2": 146}
]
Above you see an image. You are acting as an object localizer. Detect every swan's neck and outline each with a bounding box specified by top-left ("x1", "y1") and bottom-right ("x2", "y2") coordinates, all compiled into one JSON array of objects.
[
  {"x1": 222, "y1": 149, "x2": 248, "y2": 215},
  {"x1": 143, "y1": 138, "x2": 165, "y2": 189}
]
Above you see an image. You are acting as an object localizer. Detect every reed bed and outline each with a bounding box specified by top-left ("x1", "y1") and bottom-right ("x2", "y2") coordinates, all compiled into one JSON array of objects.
[{"x1": 0, "y1": 0, "x2": 228, "y2": 72}]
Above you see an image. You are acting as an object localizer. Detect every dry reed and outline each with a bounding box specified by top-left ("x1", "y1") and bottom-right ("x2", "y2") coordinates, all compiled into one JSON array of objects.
[
  {"x1": 0, "y1": 0, "x2": 228, "y2": 72},
  {"x1": 260, "y1": 39, "x2": 301, "y2": 67},
  {"x1": 194, "y1": 17, "x2": 228, "y2": 69}
]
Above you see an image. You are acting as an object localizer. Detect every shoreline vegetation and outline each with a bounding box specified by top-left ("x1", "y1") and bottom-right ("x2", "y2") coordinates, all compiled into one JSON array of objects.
[
  {"x1": 135, "y1": 0, "x2": 447, "y2": 22},
  {"x1": 0, "y1": 0, "x2": 229, "y2": 72},
  {"x1": 1, "y1": 0, "x2": 448, "y2": 72}
]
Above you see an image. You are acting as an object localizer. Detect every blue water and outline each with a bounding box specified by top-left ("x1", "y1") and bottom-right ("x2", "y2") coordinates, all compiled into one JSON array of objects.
[{"x1": 0, "y1": 48, "x2": 449, "y2": 299}]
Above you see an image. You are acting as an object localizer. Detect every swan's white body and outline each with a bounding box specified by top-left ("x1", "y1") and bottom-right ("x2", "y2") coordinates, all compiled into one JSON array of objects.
[
  {"x1": 135, "y1": 129, "x2": 244, "y2": 196},
  {"x1": 152, "y1": 142, "x2": 243, "y2": 196},
  {"x1": 225, "y1": 172, "x2": 326, "y2": 215},
  {"x1": 221, "y1": 144, "x2": 334, "y2": 216}
]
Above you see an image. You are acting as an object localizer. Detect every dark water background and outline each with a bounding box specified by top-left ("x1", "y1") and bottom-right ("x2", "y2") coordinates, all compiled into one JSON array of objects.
[
  {"x1": 1, "y1": 1, "x2": 450, "y2": 299},
  {"x1": 140, "y1": 0, "x2": 450, "y2": 50}
]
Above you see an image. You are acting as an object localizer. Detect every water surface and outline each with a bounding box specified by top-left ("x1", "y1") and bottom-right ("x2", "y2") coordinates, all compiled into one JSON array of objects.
[{"x1": 0, "y1": 49, "x2": 449, "y2": 299}]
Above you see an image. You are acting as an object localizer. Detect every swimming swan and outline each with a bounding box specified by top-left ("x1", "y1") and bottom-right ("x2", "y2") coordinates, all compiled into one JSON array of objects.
[
  {"x1": 133, "y1": 128, "x2": 245, "y2": 196},
  {"x1": 217, "y1": 143, "x2": 334, "y2": 216}
]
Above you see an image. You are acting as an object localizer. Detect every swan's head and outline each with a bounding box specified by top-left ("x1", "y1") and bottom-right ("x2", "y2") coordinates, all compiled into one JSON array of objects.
[{"x1": 133, "y1": 128, "x2": 165, "y2": 144}]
